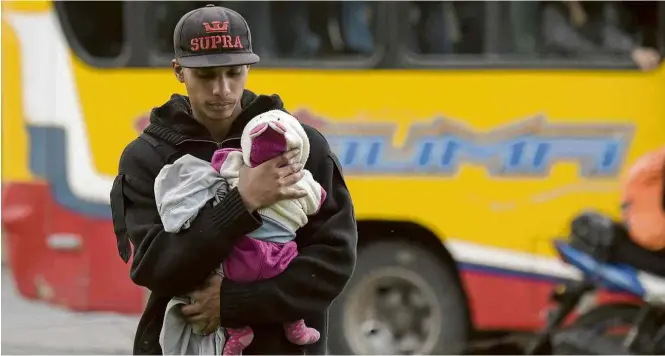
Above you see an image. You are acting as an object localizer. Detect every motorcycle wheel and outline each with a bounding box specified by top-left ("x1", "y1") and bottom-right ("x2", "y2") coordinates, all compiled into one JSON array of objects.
[{"x1": 552, "y1": 302, "x2": 663, "y2": 355}]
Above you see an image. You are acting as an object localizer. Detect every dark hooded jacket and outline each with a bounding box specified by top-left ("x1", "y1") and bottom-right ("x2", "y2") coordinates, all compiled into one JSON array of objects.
[{"x1": 110, "y1": 90, "x2": 357, "y2": 355}]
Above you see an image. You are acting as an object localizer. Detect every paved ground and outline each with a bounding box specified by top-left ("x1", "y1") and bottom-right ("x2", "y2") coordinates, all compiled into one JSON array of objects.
[
  {"x1": 1, "y1": 269, "x2": 139, "y2": 355},
  {"x1": 0, "y1": 266, "x2": 531, "y2": 355}
]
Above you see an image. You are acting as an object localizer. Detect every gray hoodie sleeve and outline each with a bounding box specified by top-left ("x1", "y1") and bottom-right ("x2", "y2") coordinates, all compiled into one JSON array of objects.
[{"x1": 154, "y1": 154, "x2": 229, "y2": 233}]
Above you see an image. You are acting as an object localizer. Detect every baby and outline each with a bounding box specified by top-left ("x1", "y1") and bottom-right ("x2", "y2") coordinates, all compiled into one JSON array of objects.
[
  {"x1": 211, "y1": 110, "x2": 326, "y2": 355},
  {"x1": 154, "y1": 110, "x2": 325, "y2": 355}
]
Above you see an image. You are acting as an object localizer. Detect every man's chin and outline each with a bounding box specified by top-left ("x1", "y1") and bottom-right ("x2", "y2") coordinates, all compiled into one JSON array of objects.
[{"x1": 206, "y1": 110, "x2": 234, "y2": 121}]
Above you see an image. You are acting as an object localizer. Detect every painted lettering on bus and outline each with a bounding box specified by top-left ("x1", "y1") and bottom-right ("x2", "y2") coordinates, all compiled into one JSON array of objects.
[{"x1": 294, "y1": 110, "x2": 635, "y2": 177}]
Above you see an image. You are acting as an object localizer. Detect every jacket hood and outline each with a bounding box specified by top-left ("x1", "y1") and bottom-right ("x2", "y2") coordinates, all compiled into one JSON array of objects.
[{"x1": 143, "y1": 90, "x2": 286, "y2": 146}]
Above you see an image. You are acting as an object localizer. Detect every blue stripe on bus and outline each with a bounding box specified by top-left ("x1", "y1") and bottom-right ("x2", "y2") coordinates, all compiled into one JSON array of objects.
[{"x1": 28, "y1": 125, "x2": 111, "y2": 219}]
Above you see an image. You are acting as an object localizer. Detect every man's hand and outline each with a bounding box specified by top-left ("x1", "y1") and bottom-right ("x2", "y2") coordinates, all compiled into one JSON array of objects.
[
  {"x1": 181, "y1": 273, "x2": 223, "y2": 335},
  {"x1": 237, "y1": 148, "x2": 308, "y2": 212},
  {"x1": 632, "y1": 47, "x2": 661, "y2": 71}
]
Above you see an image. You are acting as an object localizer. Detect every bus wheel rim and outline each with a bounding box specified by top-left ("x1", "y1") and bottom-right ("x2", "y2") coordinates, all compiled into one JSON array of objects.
[{"x1": 343, "y1": 267, "x2": 442, "y2": 355}]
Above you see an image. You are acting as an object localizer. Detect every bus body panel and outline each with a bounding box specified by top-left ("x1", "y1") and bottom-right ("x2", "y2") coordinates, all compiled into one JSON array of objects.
[{"x1": 2, "y1": 2, "x2": 664, "y2": 328}]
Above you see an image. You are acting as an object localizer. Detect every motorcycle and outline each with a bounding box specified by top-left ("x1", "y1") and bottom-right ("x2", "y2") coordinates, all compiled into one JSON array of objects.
[{"x1": 525, "y1": 212, "x2": 665, "y2": 355}]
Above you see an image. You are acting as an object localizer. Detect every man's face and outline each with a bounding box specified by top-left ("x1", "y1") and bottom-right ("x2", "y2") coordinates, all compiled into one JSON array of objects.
[{"x1": 173, "y1": 62, "x2": 249, "y2": 121}]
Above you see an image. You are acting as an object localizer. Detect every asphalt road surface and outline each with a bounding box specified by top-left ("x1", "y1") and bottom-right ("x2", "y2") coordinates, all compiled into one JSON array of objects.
[
  {"x1": 0, "y1": 267, "x2": 530, "y2": 355},
  {"x1": 1, "y1": 269, "x2": 139, "y2": 355}
]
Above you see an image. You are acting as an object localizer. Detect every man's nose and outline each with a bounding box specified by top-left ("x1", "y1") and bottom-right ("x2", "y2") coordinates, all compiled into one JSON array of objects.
[{"x1": 212, "y1": 79, "x2": 231, "y2": 96}]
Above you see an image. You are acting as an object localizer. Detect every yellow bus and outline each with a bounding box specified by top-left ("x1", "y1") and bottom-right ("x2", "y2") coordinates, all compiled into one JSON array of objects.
[{"x1": 2, "y1": 1, "x2": 664, "y2": 354}]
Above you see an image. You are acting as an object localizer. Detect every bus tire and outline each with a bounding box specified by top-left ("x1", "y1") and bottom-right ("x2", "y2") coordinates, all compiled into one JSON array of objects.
[{"x1": 328, "y1": 240, "x2": 470, "y2": 355}]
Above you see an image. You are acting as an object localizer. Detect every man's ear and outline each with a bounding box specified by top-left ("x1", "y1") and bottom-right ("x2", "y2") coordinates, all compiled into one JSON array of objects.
[{"x1": 172, "y1": 59, "x2": 185, "y2": 83}]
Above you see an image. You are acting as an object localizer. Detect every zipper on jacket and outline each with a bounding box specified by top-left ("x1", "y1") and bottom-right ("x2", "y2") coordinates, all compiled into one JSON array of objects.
[
  {"x1": 220, "y1": 137, "x2": 241, "y2": 148},
  {"x1": 176, "y1": 138, "x2": 216, "y2": 146},
  {"x1": 177, "y1": 137, "x2": 241, "y2": 149}
]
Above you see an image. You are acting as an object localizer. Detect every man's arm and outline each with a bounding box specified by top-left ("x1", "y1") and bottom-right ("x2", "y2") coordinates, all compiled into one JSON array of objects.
[
  {"x1": 111, "y1": 139, "x2": 262, "y2": 296},
  {"x1": 542, "y1": 3, "x2": 604, "y2": 55},
  {"x1": 218, "y1": 129, "x2": 358, "y2": 327}
]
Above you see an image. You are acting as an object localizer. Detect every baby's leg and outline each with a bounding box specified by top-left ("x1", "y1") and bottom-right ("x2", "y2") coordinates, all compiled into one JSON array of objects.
[
  {"x1": 284, "y1": 319, "x2": 320, "y2": 345},
  {"x1": 222, "y1": 326, "x2": 254, "y2": 356}
]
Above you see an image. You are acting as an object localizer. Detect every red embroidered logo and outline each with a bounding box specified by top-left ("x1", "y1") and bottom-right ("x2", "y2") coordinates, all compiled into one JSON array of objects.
[
  {"x1": 190, "y1": 35, "x2": 243, "y2": 51},
  {"x1": 203, "y1": 21, "x2": 228, "y2": 33}
]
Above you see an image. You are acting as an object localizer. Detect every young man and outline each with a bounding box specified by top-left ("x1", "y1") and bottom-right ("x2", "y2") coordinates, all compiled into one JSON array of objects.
[{"x1": 110, "y1": 4, "x2": 357, "y2": 355}]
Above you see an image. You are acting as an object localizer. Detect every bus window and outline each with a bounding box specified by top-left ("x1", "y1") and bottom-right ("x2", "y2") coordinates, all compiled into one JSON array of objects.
[
  {"x1": 151, "y1": 2, "x2": 204, "y2": 59},
  {"x1": 57, "y1": 1, "x2": 125, "y2": 60},
  {"x1": 504, "y1": 1, "x2": 663, "y2": 69},
  {"x1": 406, "y1": 1, "x2": 487, "y2": 55},
  {"x1": 149, "y1": 1, "x2": 381, "y2": 64}
]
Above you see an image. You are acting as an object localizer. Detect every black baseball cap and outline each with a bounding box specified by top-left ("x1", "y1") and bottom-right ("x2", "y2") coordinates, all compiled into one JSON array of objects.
[{"x1": 173, "y1": 4, "x2": 260, "y2": 68}]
